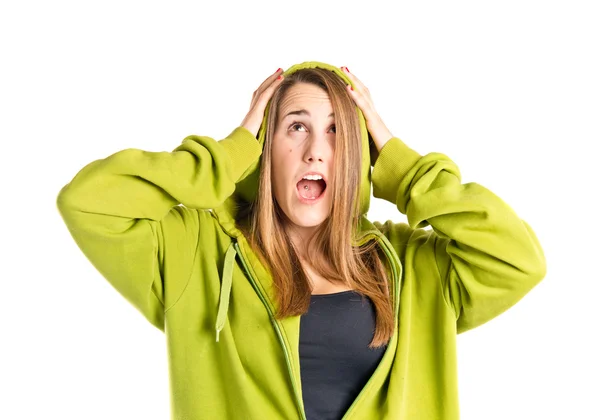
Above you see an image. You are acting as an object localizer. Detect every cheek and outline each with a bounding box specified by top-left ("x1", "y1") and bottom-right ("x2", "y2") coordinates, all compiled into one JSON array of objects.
[
  {"x1": 271, "y1": 158, "x2": 289, "y2": 196},
  {"x1": 271, "y1": 143, "x2": 301, "y2": 191}
]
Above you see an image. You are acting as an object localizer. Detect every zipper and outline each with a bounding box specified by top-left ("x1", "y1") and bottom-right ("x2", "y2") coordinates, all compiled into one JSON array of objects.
[
  {"x1": 341, "y1": 232, "x2": 402, "y2": 419},
  {"x1": 233, "y1": 241, "x2": 307, "y2": 420},
  {"x1": 233, "y1": 231, "x2": 401, "y2": 420}
]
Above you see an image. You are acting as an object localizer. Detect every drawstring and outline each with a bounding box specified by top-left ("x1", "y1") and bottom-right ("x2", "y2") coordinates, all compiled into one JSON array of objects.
[{"x1": 216, "y1": 241, "x2": 236, "y2": 342}]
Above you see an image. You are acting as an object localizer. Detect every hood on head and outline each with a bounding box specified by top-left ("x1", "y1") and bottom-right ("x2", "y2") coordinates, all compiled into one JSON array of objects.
[
  {"x1": 211, "y1": 62, "x2": 379, "y2": 340},
  {"x1": 237, "y1": 61, "x2": 373, "y2": 215},
  {"x1": 216, "y1": 61, "x2": 374, "y2": 235}
]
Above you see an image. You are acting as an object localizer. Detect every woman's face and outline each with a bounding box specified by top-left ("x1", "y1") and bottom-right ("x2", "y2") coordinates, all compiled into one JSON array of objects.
[{"x1": 271, "y1": 82, "x2": 336, "y2": 236}]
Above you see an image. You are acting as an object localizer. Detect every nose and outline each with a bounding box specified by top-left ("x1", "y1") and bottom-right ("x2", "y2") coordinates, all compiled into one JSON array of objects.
[{"x1": 303, "y1": 134, "x2": 330, "y2": 163}]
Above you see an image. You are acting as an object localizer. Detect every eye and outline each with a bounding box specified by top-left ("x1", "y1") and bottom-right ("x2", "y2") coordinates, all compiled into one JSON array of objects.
[
  {"x1": 289, "y1": 122, "x2": 306, "y2": 132},
  {"x1": 288, "y1": 122, "x2": 336, "y2": 134}
]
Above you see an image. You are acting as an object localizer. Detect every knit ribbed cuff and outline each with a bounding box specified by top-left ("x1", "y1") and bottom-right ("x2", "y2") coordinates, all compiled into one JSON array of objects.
[
  {"x1": 218, "y1": 126, "x2": 263, "y2": 183},
  {"x1": 371, "y1": 137, "x2": 422, "y2": 204}
]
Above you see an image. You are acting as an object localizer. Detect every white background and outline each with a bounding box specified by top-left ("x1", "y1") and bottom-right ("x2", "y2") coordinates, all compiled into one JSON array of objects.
[{"x1": 2, "y1": 1, "x2": 598, "y2": 419}]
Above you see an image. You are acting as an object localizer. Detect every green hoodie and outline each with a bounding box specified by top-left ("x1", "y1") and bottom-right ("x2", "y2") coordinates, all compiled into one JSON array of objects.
[{"x1": 56, "y1": 61, "x2": 546, "y2": 419}]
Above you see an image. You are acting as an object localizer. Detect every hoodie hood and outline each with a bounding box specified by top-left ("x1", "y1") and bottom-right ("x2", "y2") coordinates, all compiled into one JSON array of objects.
[
  {"x1": 211, "y1": 61, "x2": 385, "y2": 343},
  {"x1": 218, "y1": 61, "x2": 373, "y2": 232}
]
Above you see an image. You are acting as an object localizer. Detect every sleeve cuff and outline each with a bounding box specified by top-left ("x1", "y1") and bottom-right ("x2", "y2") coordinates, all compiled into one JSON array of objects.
[
  {"x1": 218, "y1": 126, "x2": 263, "y2": 182},
  {"x1": 371, "y1": 137, "x2": 423, "y2": 203}
]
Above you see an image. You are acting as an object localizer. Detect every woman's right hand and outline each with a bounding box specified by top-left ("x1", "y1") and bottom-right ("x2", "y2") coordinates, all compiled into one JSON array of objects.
[{"x1": 240, "y1": 68, "x2": 285, "y2": 139}]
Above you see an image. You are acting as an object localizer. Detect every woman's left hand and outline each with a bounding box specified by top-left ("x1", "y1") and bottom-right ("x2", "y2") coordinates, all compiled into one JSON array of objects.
[{"x1": 341, "y1": 66, "x2": 394, "y2": 154}]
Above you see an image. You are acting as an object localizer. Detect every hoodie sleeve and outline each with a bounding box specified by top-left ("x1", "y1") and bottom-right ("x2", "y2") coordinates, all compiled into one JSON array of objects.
[
  {"x1": 56, "y1": 126, "x2": 262, "y2": 331},
  {"x1": 370, "y1": 137, "x2": 547, "y2": 334}
]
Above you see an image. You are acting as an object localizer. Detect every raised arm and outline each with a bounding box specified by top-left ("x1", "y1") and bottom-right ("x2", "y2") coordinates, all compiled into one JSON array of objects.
[
  {"x1": 371, "y1": 137, "x2": 547, "y2": 334},
  {"x1": 56, "y1": 127, "x2": 262, "y2": 330}
]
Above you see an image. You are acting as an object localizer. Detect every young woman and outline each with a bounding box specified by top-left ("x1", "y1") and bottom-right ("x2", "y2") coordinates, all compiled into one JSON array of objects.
[{"x1": 57, "y1": 61, "x2": 547, "y2": 419}]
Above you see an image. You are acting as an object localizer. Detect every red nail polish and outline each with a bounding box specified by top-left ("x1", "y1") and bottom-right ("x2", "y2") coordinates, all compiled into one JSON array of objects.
[{"x1": 276, "y1": 68, "x2": 282, "y2": 73}]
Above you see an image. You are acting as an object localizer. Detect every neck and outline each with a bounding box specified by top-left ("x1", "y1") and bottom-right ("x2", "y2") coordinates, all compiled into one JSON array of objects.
[{"x1": 286, "y1": 224, "x2": 320, "y2": 261}]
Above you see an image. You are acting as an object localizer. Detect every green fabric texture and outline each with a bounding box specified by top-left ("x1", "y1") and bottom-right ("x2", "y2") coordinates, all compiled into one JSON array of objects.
[{"x1": 56, "y1": 60, "x2": 547, "y2": 419}]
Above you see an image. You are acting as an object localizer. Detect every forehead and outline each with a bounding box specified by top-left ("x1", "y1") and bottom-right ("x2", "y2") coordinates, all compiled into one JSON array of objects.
[{"x1": 279, "y1": 83, "x2": 332, "y2": 119}]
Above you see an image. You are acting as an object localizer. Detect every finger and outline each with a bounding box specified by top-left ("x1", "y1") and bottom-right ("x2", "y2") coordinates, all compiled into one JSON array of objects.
[
  {"x1": 346, "y1": 82, "x2": 376, "y2": 118},
  {"x1": 256, "y1": 68, "x2": 283, "y2": 96},
  {"x1": 341, "y1": 66, "x2": 370, "y2": 96},
  {"x1": 340, "y1": 66, "x2": 361, "y2": 87},
  {"x1": 256, "y1": 74, "x2": 284, "y2": 106}
]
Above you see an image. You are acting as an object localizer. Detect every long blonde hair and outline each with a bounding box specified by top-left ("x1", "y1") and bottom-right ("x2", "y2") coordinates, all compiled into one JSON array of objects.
[{"x1": 236, "y1": 68, "x2": 393, "y2": 348}]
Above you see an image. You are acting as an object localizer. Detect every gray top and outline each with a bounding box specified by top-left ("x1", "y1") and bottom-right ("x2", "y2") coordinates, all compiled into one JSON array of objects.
[{"x1": 299, "y1": 290, "x2": 388, "y2": 420}]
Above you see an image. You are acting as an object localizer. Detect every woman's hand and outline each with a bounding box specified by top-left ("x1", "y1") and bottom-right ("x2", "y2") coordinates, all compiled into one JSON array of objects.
[
  {"x1": 240, "y1": 68, "x2": 285, "y2": 139},
  {"x1": 341, "y1": 66, "x2": 394, "y2": 155}
]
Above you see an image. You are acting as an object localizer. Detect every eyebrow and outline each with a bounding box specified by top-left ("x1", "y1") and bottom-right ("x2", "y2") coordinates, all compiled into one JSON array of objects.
[{"x1": 282, "y1": 109, "x2": 335, "y2": 119}]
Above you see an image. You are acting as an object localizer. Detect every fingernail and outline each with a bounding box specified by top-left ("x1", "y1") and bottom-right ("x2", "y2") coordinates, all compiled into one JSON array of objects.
[
  {"x1": 277, "y1": 75, "x2": 282, "y2": 80},
  {"x1": 276, "y1": 68, "x2": 282, "y2": 73}
]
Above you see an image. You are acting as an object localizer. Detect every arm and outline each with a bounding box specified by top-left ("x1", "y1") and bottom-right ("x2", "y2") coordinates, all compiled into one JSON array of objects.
[
  {"x1": 56, "y1": 126, "x2": 262, "y2": 331},
  {"x1": 371, "y1": 137, "x2": 547, "y2": 334}
]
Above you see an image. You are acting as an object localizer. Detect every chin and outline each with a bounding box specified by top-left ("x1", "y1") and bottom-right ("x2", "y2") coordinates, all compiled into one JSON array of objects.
[
  {"x1": 288, "y1": 207, "x2": 331, "y2": 228},
  {"x1": 291, "y1": 216, "x2": 327, "y2": 228}
]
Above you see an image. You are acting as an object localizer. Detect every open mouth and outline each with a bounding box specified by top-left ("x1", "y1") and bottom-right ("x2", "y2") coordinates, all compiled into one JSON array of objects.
[{"x1": 296, "y1": 178, "x2": 327, "y2": 200}]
